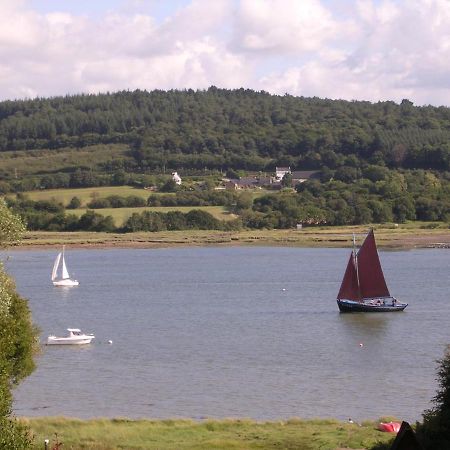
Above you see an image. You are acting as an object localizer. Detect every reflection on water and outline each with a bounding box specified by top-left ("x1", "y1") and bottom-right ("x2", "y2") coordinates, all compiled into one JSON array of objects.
[
  {"x1": 5, "y1": 247, "x2": 450, "y2": 422},
  {"x1": 339, "y1": 313, "x2": 390, "y2": 337}
]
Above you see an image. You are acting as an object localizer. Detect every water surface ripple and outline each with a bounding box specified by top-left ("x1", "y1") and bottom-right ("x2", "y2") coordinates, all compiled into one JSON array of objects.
[{"x1": 5, "y1": 246, "x2": 450, "y2": 422}]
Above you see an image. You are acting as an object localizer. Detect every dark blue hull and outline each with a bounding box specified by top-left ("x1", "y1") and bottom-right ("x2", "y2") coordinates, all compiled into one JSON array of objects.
[{"x1": 337, "y1": 299, "x2": 407, "y2": 313}]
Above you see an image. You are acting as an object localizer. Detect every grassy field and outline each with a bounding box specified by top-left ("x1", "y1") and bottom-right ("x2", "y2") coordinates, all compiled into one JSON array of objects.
[
  {"x1": 19, "y1": 186, "x2": 153, "y2": 206},
  {"x1": 17, "y1": 186, "x2": 270, "y2": 207},
  {"x1": 0, "y1": 144, "x2": 132, "y2": 177},
  {"x1": 23, "y1": 417, "x2": 396, "y2": 450},
  {"x1": 69, "y1": 206, "x2": 236, "y2": 225},
  {"x1": 17, "y1": 223, "x2": 449, "y2": 250}
]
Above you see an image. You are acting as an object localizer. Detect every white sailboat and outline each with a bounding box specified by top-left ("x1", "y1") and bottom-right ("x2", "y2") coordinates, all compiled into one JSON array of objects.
[{"x1": 51, "y1": 246, "x2": 79, "y2": 286}]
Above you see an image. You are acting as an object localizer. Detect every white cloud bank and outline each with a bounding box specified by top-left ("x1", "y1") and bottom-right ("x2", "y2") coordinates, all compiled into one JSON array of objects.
[{"x1": 0, "y1": 0, "x2": 449, "y2": 105}]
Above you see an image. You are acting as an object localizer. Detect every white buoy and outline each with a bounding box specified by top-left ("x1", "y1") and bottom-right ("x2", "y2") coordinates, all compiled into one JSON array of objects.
[
  {"x1": 359, "y1": 343, "x2": 363, "y2": 347},
  {"x1": 282, "y1": 288, "x2": 286, "y2": 291},
  {"x1": 108, "y1": 340, "x2": 113, "y2": 344}
]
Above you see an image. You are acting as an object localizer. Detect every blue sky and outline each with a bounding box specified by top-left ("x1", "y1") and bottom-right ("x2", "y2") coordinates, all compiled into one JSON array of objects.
[
  {"x1": 30, "y1": 0, "x2": 198, "y2": 21},
  {"x1": 1, "y1": 0, "x2": 449, "y2": 105}
]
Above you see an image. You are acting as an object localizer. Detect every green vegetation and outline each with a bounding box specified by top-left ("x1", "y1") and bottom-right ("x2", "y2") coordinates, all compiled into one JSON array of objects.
[
  {"x1": 417, "y1": 346, "x2": 450, "y2": 449},
  {"x1": 5, "y1": 169, "x2": 449, "y2": 232},
  {"x1": 0, "y1": 199, "x2": 38, "y2": 449},
  {"x1": 0, "y1": 88, "x2": 448, "y2": 231},
  {"x1": 18, "y1": 186, "x2": 150, "y2": 206},
  {"x1": 0, "y1": 144, "x2": 132, "y2": 179},
  {"x1": 24, "y1": 417, "x2": 395, "y2": 450},
  {"x1": 70, "y1": 206, "x2": 234, "y2": 226},
  {"x1": 0, "y1": 89, "x2": 448, "y2": 175}
]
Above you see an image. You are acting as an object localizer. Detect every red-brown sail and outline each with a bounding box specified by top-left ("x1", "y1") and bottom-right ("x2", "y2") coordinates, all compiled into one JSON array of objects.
[
  {"x1": 337, "y1": 252, "x2": 361, "y2": 301},
  {"x1": 356, "y1": 229, "x2": 390, "y2": 298}
]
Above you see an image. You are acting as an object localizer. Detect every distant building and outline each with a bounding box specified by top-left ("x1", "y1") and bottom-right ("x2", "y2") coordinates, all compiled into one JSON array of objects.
[
  {"x1": 172, "y1": 171, "x2": 182, "y2": 185},
  {"x1": 224, "y1": 177, "x2": 259, "y2": 190},
  {"x1": 275, "y1": 167, "x2": 291, "y2": 181},
  {"x1": 291, "y1": 171, "x2": 319, "y2": 185}
]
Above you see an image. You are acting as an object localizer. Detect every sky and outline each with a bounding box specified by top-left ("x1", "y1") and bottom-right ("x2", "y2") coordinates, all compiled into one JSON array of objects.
[{"x1": 1, "y1": 0, "x2": 449, "y2": 106}]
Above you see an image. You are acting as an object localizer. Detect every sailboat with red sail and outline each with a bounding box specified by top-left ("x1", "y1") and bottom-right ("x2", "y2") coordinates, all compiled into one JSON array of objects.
[{"x1": 337, "y1": 229, "x2": 407, "y2": 312}]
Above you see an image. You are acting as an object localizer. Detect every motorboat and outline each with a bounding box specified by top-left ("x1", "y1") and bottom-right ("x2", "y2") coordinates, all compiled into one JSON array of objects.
[{"x1": 46, "y1": 328, "x2": 95, "y2": 345}]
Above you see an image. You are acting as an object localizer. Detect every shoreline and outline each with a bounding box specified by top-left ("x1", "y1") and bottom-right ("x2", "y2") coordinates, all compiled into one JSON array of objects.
[{"x1": 11, "y1": 226, "x2": 450, "y2": 251}]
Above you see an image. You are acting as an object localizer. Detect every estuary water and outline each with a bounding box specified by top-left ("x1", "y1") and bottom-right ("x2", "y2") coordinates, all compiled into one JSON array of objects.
[{"x1": 5, "y1": 246, "x2": 450, "y2": 422}]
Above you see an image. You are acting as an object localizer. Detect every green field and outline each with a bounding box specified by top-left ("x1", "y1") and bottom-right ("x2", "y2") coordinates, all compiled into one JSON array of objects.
[
  {"x1": 13, "y1": 186, "x2": 238, "y2": 225},
  {"x1": 70, "y1": 206, "x2": 235, "y2": 225},
  {"x1": 19, "y1": 186, "x2": 152, "y2": 206},
  {"x1": 0, "y1": 144, "x2": 132, "y2": 177},
  {"x1": 23, "y1": 417, "x2": 396, "y2": 450}
]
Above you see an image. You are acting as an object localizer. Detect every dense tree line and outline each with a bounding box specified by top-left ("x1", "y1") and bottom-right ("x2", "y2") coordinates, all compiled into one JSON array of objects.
[
  {"x1": 0, "y1": 88, "x2": 449, "y2": 176},
  {"x1": 246, "y1": 168, "x2": 448, "y2": 228},
  {"x1": 122, "y1": 209, "x2": 240, "y2": 232},
  {"x1": 85, "y1": 190, "x2": 238, "y2": 209}
]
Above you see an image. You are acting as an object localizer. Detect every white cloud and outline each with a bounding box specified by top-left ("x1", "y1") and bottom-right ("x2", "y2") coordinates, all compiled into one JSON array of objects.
[
  {"x1": 259, "y1": 0, "x2": 450, "y2": 105},
  {"x1": 0, "y1": 0, "x2": 449, "y2": 105},
  {"x1": 233, "y1": 0, "x2": 341, "y2": 53}
]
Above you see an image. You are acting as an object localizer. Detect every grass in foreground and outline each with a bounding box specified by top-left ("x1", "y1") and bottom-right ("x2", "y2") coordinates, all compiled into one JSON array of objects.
[{"x1": 23, "y1": 417, "x2": 396, "y2": 450}]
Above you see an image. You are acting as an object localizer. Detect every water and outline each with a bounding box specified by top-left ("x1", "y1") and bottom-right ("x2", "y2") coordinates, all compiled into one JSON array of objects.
[{"x1": 4, "y1": 246, "x2": 450, "y2": 422}]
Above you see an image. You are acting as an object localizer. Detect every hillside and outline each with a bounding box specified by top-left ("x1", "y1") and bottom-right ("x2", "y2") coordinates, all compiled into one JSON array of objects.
[
  {"x1": 1, "y1": 89, "x2": 449, "y2": 231},
  {"x1": 0, "y1": 88, "x2": 449, "y2": 180}
]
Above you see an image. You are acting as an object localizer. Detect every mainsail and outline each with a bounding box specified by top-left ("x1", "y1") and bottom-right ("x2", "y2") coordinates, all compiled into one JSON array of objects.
[
  {"x1": 337, "y1": 229, "x2": 390, "y2": 301},
  {"x1": 357, "y1": 229, "x2": 390, "y2": 298},
  {"x1": 61, "y1": 256, "x2": 70, "y2": 280}
]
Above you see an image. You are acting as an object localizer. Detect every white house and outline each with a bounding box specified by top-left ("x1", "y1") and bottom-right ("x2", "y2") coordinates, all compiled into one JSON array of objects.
[
  {"x1": 275, "y1": 166, "x2": 291, "y2": 181},
  {"x1": 172, "y1": 171, "x2": 182, "y2": 185}
]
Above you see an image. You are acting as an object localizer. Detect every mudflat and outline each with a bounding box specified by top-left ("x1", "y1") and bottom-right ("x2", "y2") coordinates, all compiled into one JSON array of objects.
[{"x1": 15, "y1": 225, "x2": 450, "y2": 250}]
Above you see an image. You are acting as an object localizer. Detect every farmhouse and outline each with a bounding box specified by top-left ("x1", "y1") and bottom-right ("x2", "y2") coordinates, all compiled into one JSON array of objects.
[{"x1": 275, "y1": 166, "x2": 291, "y2": 181}]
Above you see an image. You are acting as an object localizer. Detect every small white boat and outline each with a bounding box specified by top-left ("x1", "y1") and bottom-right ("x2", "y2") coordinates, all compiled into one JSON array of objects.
[
  {"x1": 52, "y1": 246, "x2": 79, "y2": 286},
  {"x1": 46, "y1": 328, "x2": 95, "y2": 345}
]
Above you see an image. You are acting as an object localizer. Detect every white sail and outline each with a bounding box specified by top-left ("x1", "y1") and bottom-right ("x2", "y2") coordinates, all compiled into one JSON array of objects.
[
  {"x1": 61, "y1": 256, "x2": 70, "y2": 279},
  {"x1": 52, "y1": 247, "x2": 79, "y2": 286},
  {"x1": 52, "y1": 253, "x2": 62, "y2": 281}
]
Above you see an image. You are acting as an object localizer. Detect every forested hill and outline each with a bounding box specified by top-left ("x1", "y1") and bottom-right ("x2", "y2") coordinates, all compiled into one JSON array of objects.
[{"x1": 0, "y1": 87, "x2": 449, "y2": 171}]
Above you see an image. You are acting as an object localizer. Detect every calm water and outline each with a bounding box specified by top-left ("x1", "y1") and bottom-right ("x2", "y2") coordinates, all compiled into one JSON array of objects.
[{"x1": 4, "y1": 246, "x2": 450, "y2": 422}]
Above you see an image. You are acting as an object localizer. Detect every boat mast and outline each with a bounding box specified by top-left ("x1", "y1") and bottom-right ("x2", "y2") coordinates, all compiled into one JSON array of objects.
[{"x1": 353, "y1": 233, "x2": 361, "y2": 293}]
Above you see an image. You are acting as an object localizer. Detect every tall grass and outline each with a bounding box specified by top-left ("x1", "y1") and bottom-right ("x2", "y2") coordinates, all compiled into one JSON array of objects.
[{"x1": 23, "y1": 417, "x2": 395, "y2": 450}]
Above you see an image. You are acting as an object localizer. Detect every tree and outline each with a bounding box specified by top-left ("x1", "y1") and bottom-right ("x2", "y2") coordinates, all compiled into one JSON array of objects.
[
  {"x1": 417, "y1": 346, "x2": 450, "y2": 449},
  {"x1": 235, "y1": 192, "x2": 253, "y2": 211},
  {"x1": 67, "y1": 196, "x2": 81, "y2": 209},
  {"x1": 159, "y1": 179, "x2": 178, "y2": 193},
  {"x1": 77, "y1": 210, "x2": 115, "y2": 231},
  {"x1": 0, "y1": 199, "x2": 37, "y2": 449},
  {"x1": 281, "y1": 172, "x2": 293, "y2": 188}
]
